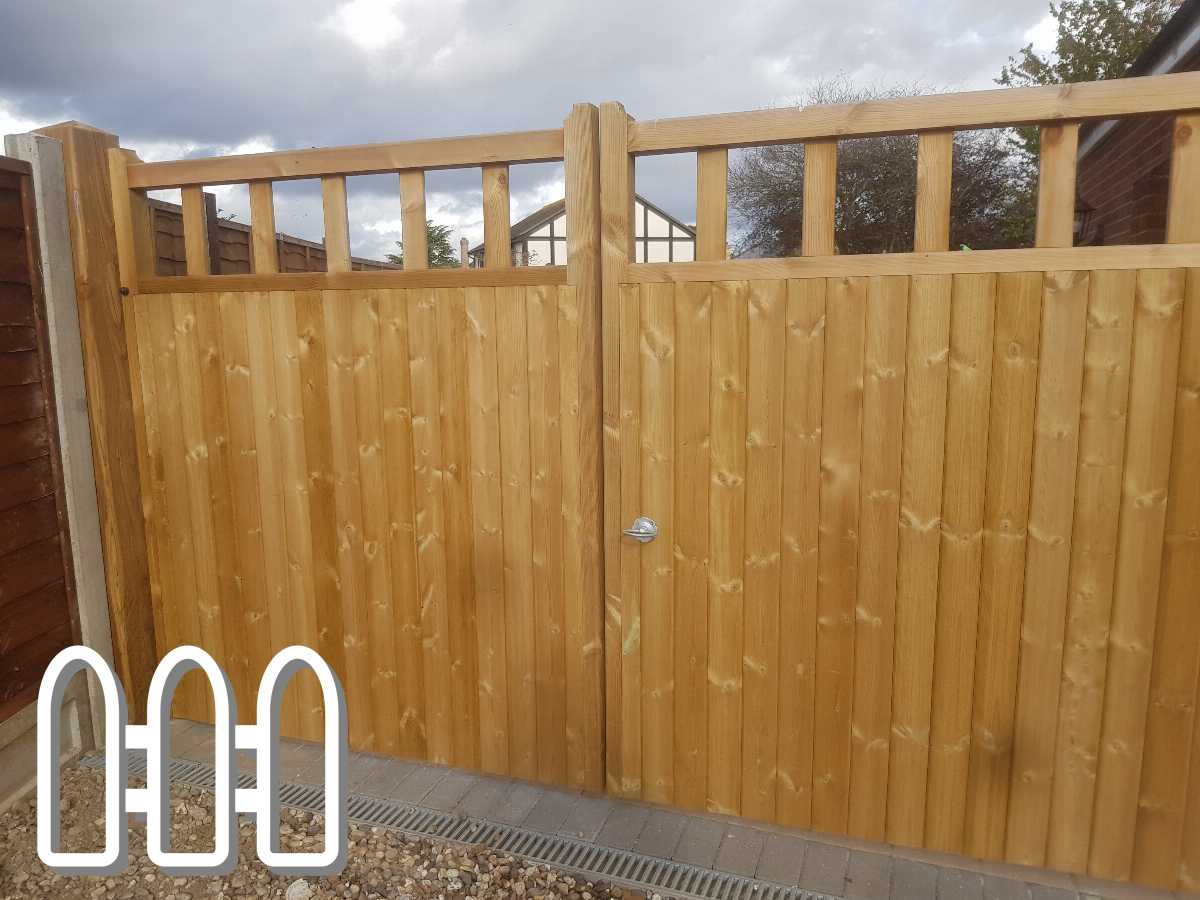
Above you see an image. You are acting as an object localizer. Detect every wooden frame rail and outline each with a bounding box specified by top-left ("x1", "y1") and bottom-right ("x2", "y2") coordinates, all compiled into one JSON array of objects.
[
  {"x1": 598, "y1": 71, "x2": 1200, "y2": 272},
  {"x1": 108, "y1": 125, "x2": 568, "y2": 293}
]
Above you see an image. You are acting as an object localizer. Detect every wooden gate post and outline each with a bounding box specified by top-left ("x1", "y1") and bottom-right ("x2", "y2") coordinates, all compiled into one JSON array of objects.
[{"x1": 35, "y1": 121, "x2": 156, "y2": 721}]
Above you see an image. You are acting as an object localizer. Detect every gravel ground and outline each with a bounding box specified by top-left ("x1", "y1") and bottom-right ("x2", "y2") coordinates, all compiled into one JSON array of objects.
[{"x1": 0, "y1": 764, "x2": 642, "y2": 900}]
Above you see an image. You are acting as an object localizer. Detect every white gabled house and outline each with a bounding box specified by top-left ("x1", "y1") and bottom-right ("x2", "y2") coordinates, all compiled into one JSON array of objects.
[{"x1": 469, "y1": 194, "x2": 696, "y2": 266}]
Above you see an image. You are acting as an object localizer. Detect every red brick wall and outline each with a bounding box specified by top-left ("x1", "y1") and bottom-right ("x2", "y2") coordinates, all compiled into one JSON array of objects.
[{"x1": 1075, "y1": 46, "x2": 1200, "y2": 245}]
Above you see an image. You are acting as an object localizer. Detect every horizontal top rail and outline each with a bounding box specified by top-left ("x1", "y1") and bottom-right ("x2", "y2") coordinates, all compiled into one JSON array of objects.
[
  {"x1": 628, "y1": 71, "x2": 1200, "y2": 154},
  {"x1": 127, "y1": 127, "x2": 566, "y2": 189}
]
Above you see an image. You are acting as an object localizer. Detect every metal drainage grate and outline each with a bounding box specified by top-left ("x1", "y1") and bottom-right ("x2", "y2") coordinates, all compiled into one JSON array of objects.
[{"x1": 79, "y1": 755, "x2": 835, "y2": 900}]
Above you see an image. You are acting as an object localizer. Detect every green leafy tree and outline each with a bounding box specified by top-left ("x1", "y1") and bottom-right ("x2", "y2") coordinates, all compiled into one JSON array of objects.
[
  {"x1": 387, "y1": 221, "x2": 460, "y2": 268},
  {"x1": 999, "y1": 1, "x2": 1180, "y2": 156}
]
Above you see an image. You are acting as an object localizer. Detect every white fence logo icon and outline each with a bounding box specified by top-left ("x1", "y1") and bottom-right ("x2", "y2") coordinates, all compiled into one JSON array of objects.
[{"x1": 37, "y1": 644, "x2": 348, "y2": 876}]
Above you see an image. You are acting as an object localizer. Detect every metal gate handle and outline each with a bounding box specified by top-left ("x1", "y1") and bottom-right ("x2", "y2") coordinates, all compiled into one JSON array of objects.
[{"x1": 622, "y1": 516, "x2": 658, "y2": 543}]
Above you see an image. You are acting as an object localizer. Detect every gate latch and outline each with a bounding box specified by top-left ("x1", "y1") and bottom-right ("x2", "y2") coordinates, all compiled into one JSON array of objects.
[{"x1": 622, "y1": 516, "x2": 658, "y2": 544}]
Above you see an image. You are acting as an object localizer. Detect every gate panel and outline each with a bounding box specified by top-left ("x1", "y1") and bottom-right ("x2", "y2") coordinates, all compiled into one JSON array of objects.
[{"x1": 127, "y1": 284, "x2": 603, "y2": 786}]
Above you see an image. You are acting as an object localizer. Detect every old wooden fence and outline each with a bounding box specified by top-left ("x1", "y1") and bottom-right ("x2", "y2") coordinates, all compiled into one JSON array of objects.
[{"x1": 73, "y1": 71, "x2": 1200, "y2": 891}]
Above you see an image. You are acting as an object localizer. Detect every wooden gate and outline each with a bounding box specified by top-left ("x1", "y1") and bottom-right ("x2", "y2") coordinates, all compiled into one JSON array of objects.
[
  {"x1": 106, "y1": 107, "x2": 606, "y2": 790},
  {"x1": 97, "y1": 73, "x2": 1200, "y2": 892},
  {"x1": 598, "y1": 77, "x2": 1200, "y2": 890}
]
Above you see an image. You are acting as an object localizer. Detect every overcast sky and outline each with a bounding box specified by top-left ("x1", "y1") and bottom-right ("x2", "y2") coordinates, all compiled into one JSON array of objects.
[{"x1": 0, "y1": 0, "x2": 1057, "y2": 260}]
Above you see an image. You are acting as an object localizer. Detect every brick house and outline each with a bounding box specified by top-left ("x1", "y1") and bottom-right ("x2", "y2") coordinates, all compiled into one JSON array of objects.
[{"x1": 1075, "y1": 0, "x2": 1200, "y2": 245}]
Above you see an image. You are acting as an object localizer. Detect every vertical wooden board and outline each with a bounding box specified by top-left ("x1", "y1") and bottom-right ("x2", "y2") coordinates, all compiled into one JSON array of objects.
[
  {"x1": 1089, "y1": 268, "x2": 1186, "y2": 881},
  {"x1": 244, "y1": 290, "x2": 301, "y2": 733},
  {"x1": 435, "y1": 287, "x2": 481, "y2": 770},
  {"x1": 707, "y1": 279, "x2": 749, "y2": 816},
  {"x1": 813, "y1": 275, "x2": 866, "y2": 833},
  {"x1": 321, "y1": 176, "x2": 352, "y2": 273},
  {"x1": 564, "y1": 103, "x2": 606, "y2": 792},
  {"x1": 599, "y1": 103, "x2": 633, "y2": 793},
  {"x1": 170, "y1": 292, "x2": 226, "y2": 716},
  {"x1": 350, "y1": 289, "x2": 403, "y2": 755},
  {"x1": 192, "y1": 294, "x2": 250, "y2": 716},
  {"x1": 293, "y1": 290, "x2": 351, "y2": 732},
  {"x1": 321, "y1": 289, "x2": 374, "y2": 750},
  {"x1": 914, "y1": 132, "x2": 953, "y2": 253},
  {"x1": 741, "y1": 279, "x2": 786, "y2": 823},
  {"x1": 1132, "y1": 269, "x2": 1200, "y2": 889},
  {"x1": 1006, "y1": 271, "x2": 1090, "y2": 867},
  {"x1": 465, "y1": 286, "x2": 509, "y2": 774},
  {"x1": 848, "y1": 275, "x2": 909, "y2": 841},
  {"x1": 777, "y1": 278, "x2": 826, "y2": 829},
  {"x1": 887, "y1": 274, "x2": 952, "y2": 847},
  {"x1": 1045, "y1": 270, "x2": 1137, "y2": 873},
  {"x1": 616, "y1": 281, "x2": 643, "y2": 799},
  {"x1": 640, "y1": 281, "x2": 675, "y2": 804},
  {"x1": 398, "y1": 170, "x2": 429, "y2": 270},
  {"x1": 269, "y1": 290, "x2": 326, "y2": 741},
  {"x1": 375, "y1": 289, "x2": 427, "y2": 759},
  {"x1": 527, "y1": 282, "x2": 566, "y2": 785},
  {"x1": 963, "y1": 271, "x2": 1044, "y2": 860},
  {"x1": 407, "y1": 287, "x2": 455, "y2": 763},
  {"x1": 558, "y1": 281, "x2": 604, "y2": 790},
  {"x1": 215, "y1": 291, "x2": 275, "y2": 721},
  {"x1": 181, "y1": 186, "x2": 210, "y2": 276},
  {"x1": 133, "y1": 297, "x2": 189, "y2": 707},
  {"x1": 803, "y1": 142, "x2": 838, "y2": 256},
  {"x1": 482, "y1": 165, "x2": 512, "y2": 269},
  {"x1": 1167, "y1": 115, "x2": 1200, "y2": 244},
  {"x1": 496, "y1": 285, "x2": 537, "y2": 779},
  {"x1": 925, "y1": 273, "x2": 996, "y2": 854},
  {"x1": 1035, "y1": 124, "x2": 1079, "y2": 249},
  {"x1": 695, "y1": 150, "x2": 728, "y2": 261},
  {"x1": 248, "y1": 181, "x2": 278, "y2": 274},
  {"x1": 673, "y1": 281, "x2": 712, "y2": 811}
]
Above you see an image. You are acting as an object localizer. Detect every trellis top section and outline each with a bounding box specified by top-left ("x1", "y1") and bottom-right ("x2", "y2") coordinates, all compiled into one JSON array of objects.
[
  {"x1": 627, "y1": 70, "x2": 1200, "y2": 154},
  {"x1": 126, "y1": 128, "x2": 566, "y2": 190}
]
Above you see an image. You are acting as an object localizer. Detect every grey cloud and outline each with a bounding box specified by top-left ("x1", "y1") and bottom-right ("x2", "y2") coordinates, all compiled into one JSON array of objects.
[{"x1": 0, "y1": 0, "x2": 1051, "y2": 256}]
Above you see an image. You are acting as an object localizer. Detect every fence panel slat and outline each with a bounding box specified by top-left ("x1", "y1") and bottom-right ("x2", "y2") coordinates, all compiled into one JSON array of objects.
[
  {"x1": 1005, "y1": 271, "x2": 1089, "y2": 865},
  {"x1": 640, "y1": 281, "x2": 675, "y2": 804},
  {"x1": 496, "y1": 285, "x2": 537, "y2": 779},
  {"x1": 695, "y1": 149, "x2": 728, "y2": 261},
  {"x1": 1134, "y1": 270, "x2": 1200, "y2": 888},
  {"x1": 465, "y1": 285, "x2": 509, "y2": 774},
  {"x1": 1035, "y1": 124, "x2": 1079, "y2": 249},
  {"x1": 887, "y1": 273, "x2": 952, "y2": 846},
  {"x1": 483, "y1": 165, "x2": 512, "y2": 269},
  {"x1": 1089, "y1": 267, "x2": 1186, "y2": 881},
  {"x1": 181, "y1": 186, "x2": 210, "y2": 276},
  {"x1": 528, "y1": 282, "x2": 566, "y2": 785},
  {"x1": 848, "y1": 275, "x2": 908, "y2": 841},
  {"x1": 776, "y1": 277, "x2": 826, "y2": 829},
  {"x1": 407, "y1": 287, "x2": 456, "y2": 763},
  {"x1": 742, "y1": 278, "x2": 786, "y2": 822},
  {"x1": 1045, "y1": 270, "x2": 1137, "y2": 873},
  {"x1": 802, "y1": 142, "x2": 837, "y2": 256},
  {"x1": 813, "y1": 274, "x2": 866, "y2": 832},
  {"x1": 963, "y1": 271, "x2": 1043, "y2": 861},
  {"x1": 914, "y1": 132, "x2": 953, "y2": 253},
  {"x1": 249, "y1": 182, "x2": 278, "y2": 274},
  {"x1": 925, "y1": 273, "x2": 995, "y2": 854},
  {"x1": 708, "y1": 278, "x2": 748, "y2": 815},
  {"x1": 399, "y1": 171, "x2": 429, "y2": 270},
  {"x1": 672, "y1": 280, "x2": 711, "y2": 811},
  {"x1": 1167, "y1": 114, "x2": 1200, "y2": 244},
  {"x1": 321, "y1": 176, "x2": 352, "y2": 273},
  {"x1": 616, "y1": 281, "x2": 642, "y2": 799}
]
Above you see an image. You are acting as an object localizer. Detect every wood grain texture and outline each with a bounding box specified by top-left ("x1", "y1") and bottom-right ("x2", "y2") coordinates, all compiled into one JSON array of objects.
[
  {"x1": 399, "y1": 171, "x2": 428, "y2": 270},
  {"x1": 321, "y1": 176, "x2": 351, "y2": 273},
  {"x1": 887, "y1": 274, "x2": 952, "y2": 847},
  {"x1": 1005, "y1": 271, "x2": 1089, "y2": 866},
  {"x1": 802, "y1": 142, "x2": 837, "y2": 256},
  {"x1": 925, "y1": 273, "x2": 995, "y2": 854},
  {"x1": 248, "y1": 182, "x2": 278, "y2": 274},
  {"x1": 1089, "y1": 268, "x2": 1186, "y2": 881},
  {"x1": 1046, "y1": 270, "x2": 1137, "y2": 874},
  {"x1": 963, "y1": 271, "x2": 1043, "y2": 860},
  {"x1": 848, "y1": 276, "x2": 908, "y2": 841},
  {"x1": 813, "y1": 275, "x2": 866, "y2": 832},
  {"x1": 1035, "y1": 125, "x2": 1079, "y2": 249},
  {"x1": 914, "y1": 132, "x2": 953, "y2": 253},
  {"x1": 695, "y1": 150, "x2": 728, "y2": 261},
  {"x1": 482, "y1": 165, "x2": 512, "y2": 270}
]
